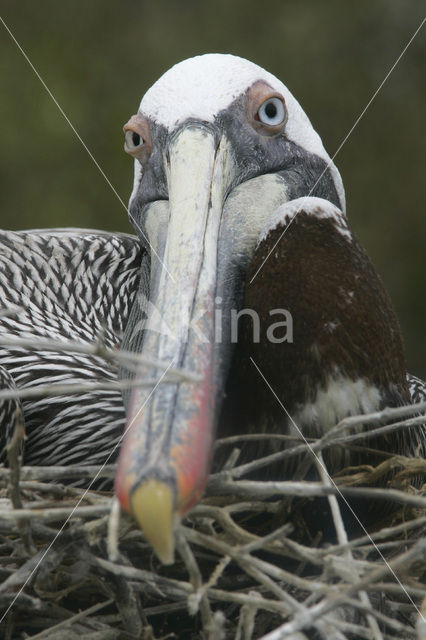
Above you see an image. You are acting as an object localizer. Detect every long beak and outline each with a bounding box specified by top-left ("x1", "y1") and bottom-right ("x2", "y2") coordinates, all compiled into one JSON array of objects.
[
  {"x1": 115, "y1": 123, "x2": 290, "y2": 564},
  {"x1": 115, "y1": 125, "x2": 232, "y2": 563}
]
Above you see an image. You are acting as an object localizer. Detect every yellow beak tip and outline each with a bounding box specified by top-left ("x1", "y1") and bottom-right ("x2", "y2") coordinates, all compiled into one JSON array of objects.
[{"x1": 130, "y1": 480, "x2": 175, "y2": 565}]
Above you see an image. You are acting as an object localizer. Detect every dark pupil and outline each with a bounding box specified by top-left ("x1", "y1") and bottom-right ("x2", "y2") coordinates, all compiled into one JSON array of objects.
[
  {"x1": 132, "y1": 132, "x2": 141, "y2": 146},
  {"x1": 265, "y1": 101, "x2": 277, "y2": 119}
]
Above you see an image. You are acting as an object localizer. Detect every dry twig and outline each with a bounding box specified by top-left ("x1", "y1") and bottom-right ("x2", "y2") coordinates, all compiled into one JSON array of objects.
[{"x1": 0, "y1": 334, "x2": 424, "y2": 638}]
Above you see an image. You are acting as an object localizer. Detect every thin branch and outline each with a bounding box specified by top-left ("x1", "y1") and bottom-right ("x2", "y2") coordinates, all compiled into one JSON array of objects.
[
  {"x1": 0, "y1": 334, "x2": 200, "y2": 382},
  {"x1": 0, "y1": 376, "x2": 181, "y2": 404},
  {"x1": 207, "y1": 477, "x2": 426, "y2": 509},
  {"x1": 0, "y1": 464, "x2": 116, "y2": 482},
  {"x1": 0, "y1": 504, "x2": 111, "y2": 522},
  {"x1": 26, "y1": 598, "x2": 115, "y2": 640},
  {"x1": 6, "y1": 410, "x2": 35, "y2": 554}
]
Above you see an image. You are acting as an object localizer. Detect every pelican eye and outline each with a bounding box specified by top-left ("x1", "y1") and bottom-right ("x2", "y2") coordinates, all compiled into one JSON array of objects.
[
  {"x1": 125, "y1": 129, "x2": 144, "y2": 150},
  {"x1": 257, "y1": 97, "x2": 286, "y2": 127}
]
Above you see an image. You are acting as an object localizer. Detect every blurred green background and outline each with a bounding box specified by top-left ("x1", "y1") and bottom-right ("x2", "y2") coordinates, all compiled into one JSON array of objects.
[{"x1": 0, "y1": 0, "x2": 425, "y2": 377}]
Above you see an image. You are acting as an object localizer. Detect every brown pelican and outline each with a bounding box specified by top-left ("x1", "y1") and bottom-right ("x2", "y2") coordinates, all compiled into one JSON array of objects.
[
  {"x1": 0, "y1": 54, "x2": 424, "y2": 565},
  {"x1": 113, "y1": 55, "x2": 425, "y2": 563}
]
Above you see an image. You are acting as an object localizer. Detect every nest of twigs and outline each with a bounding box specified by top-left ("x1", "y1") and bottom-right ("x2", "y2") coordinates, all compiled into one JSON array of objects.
[{"x1": 0, "y1": 403, "x2": 425, "y2": 640}]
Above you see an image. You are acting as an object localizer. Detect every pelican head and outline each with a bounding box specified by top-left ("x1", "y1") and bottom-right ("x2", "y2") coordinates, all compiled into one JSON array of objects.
[{"x1": 115, "y1": 54, "x2": 344, "y2": 563}]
